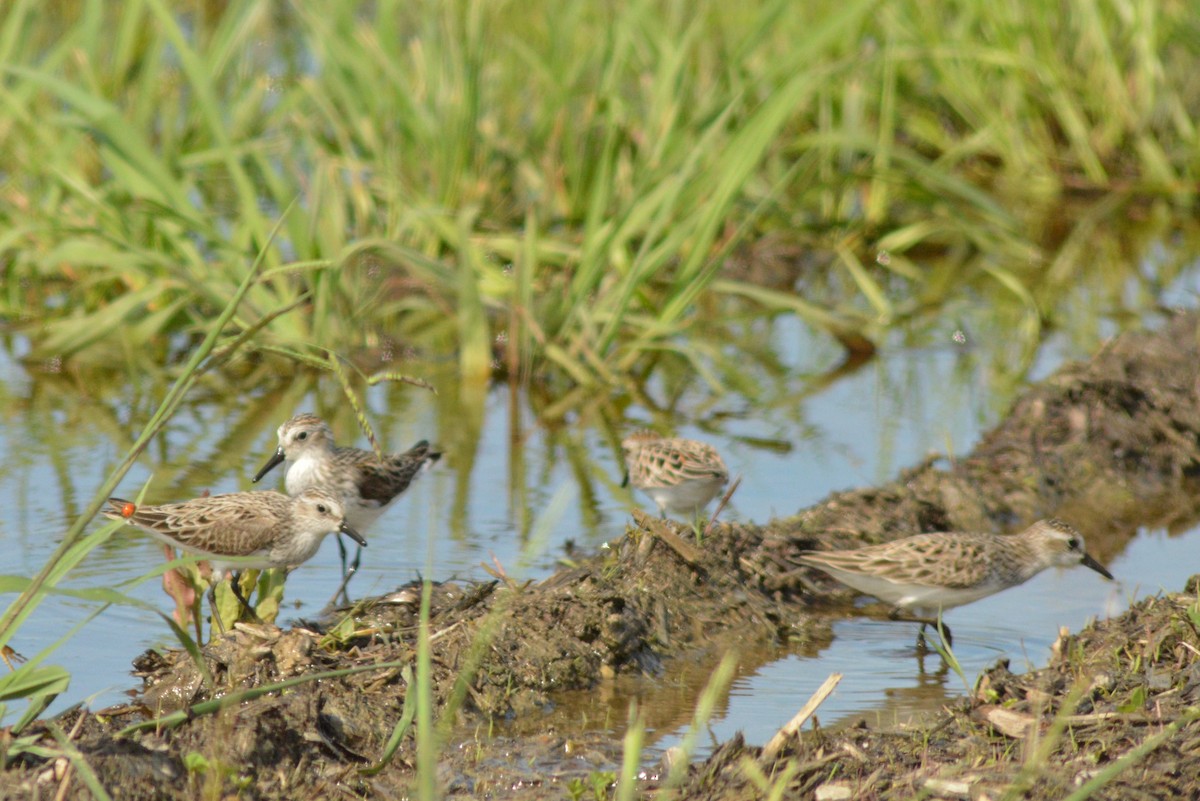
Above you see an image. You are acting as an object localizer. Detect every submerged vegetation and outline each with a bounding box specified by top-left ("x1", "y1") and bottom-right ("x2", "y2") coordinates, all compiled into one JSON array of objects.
[{"x1": 1, "y1": 0, "x2": 1198, "y2": 388}]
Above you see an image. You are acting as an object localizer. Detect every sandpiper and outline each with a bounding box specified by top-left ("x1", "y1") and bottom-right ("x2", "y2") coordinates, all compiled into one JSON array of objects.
[
  {"x1": 795, "y1": 518, "x2": 1114, "y2": 645},
  {"x1": 104, "y1": 488, "x2": 363, "y2": 632},
  {"x1": 252, "y1": 413, "x2": 441, "y2": 596},
  {"x1": 621, "y1": 430, "x2": 729, "y2": 519}
]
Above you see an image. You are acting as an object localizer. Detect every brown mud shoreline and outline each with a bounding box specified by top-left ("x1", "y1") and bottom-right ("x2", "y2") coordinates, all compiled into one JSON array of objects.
[{"x1": 5, "y1": 312, "x2": 1200, "y2": 799}]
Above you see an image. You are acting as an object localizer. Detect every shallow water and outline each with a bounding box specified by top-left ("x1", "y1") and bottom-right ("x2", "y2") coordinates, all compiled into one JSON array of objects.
[
  {"x1": 650, "y1": 525, "x2": 1196, "y2": 751},
  {"x1": 499, "y1": 519, "x2": 1199, "y2": 759},
  {"x1": 2, "y1": 253, "x2": 1200, "y2": 757}
]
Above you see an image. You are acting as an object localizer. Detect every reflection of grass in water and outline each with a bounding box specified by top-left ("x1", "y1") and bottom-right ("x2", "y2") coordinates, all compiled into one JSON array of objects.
[
  {"x1": 0, "y1": 238, "x2": 421, "y2": 763},
  {"x1": 0, "y1": 245, "x2": 275, "y2": 729},
  {"x1": 2, "y1": 0, "x2": 1197, "y2": 391},
  {"x1": 0, "y1": 250, "x2": 348, "y2": 795}
]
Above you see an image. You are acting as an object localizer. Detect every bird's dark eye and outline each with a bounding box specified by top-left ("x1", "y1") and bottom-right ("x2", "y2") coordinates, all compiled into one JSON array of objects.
[
  {"x1": 1068, "y1": 537, "x2": 1079, "y2": 549},
  {"x1": 297, "y1": 431, "x2": 309, "y2": 441},
  {"x1": 317, "y1": 504, "x2": 328, "y2": 513}
]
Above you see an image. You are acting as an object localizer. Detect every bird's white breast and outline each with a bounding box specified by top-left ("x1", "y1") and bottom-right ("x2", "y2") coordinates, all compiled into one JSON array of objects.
[{"x1": 284, "y1": 453, "x2": 326, "y2": 495}]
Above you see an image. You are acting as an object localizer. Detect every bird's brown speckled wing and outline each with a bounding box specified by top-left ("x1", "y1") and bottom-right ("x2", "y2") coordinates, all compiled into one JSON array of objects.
[
  {"x1": 349, "y1": 441, "x2": 441, "y2": 504},
  {"x1": 799, "y1": 534, "x2": 995, "y2": 589},
  {"x1": 107, "y1": 493, "x2": 291, "y2": 555},
  {"x1": 639, "y1": 440, "x2": 728, "y2": 483}
]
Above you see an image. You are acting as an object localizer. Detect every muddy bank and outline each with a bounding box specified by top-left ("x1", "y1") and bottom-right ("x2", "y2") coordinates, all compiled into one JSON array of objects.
[
  {"x1": 3, "y1": 311, "x2": 1200, "y2": 799},
  {"x1": 674, "y1": 575, "x2": 1200, "y2": 800}
]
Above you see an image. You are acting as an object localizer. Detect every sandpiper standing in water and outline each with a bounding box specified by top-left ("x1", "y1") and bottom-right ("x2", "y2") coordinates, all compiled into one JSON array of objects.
[
  {"x1": 104, "y1": 487, "x2": 363, "y2": 633},
  {"x1": 621, "y1": 430, "x2": 729, "y2": 519},
  {"x1": 794, "y1": 518, "x2": 1114, "y2": 646},
  {"x1": 252, "y1": 413, "x2": 441, "y2": 598}
]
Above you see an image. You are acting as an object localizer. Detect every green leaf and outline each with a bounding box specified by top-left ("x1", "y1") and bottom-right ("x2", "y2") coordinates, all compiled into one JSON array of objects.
[
  {"x1": 183, "y1": 752, "x2": 211, "y2": 774},
  {"x1": 0, "y1": 664, "x2": 70, "y2": 733},
  {"x1": 359, "y1": 665, "x2": 417, "y2": 776},
  {"x1": 1117, "y1": 686, "x2": 1146, "y2": 713}
]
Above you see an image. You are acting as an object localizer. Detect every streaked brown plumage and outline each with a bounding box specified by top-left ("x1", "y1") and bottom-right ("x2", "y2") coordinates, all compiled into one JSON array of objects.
[
  {"x1": 621, "y1": 430, "x2": 729, "y2": 518},
  {"x1": 796, "y1": 518, "x2": 1114, "y2": 619},
  {"x1": 103, "y1": 487, "x2": 363, "y2": 632},
  {"x1": 252, "y1": 413, "x2": 440, "y2": 598},
  {"x1": 103, "y1": 488, "x2": 364, "y2": 577},
  {"x1": 252, "y1": 413, "x2": 440, "y2": 532}
]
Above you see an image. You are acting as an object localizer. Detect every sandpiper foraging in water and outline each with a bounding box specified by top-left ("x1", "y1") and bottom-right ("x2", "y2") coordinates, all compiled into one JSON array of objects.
[
  {"x1": 103, "y1": 487, "x2": 363, "y2": 632},
  {"x1": 621, "y1": 430, "x2": 730, "y2": 519},
  {"x1": 252, "y1": 413, "x2": 441, "y2": 598},
  {"x1": 794, "y1": 518, "x2": 1114, "y2": 646}
]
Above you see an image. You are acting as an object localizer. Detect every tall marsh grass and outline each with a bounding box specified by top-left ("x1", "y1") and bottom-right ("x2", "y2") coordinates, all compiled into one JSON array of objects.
[{"x1": 1, "y1": 0, "x2": 1197, "y2": 389}]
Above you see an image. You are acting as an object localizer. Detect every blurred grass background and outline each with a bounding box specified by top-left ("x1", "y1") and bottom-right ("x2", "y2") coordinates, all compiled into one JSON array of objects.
[{"x1": 1, "y1": 0, "x2": 1196, "y2": 391}]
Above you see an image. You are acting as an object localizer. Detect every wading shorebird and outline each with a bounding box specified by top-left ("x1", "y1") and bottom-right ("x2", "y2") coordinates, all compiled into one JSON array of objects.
[
  {"x1": 794, "y1": 519, "x2": 1114, "y2": 647},
  {"x1": 104, "y1": 488, "x2": 363, "y2": 633},
  {"x1": 252, "y1": 413, "x2": 441, "y2": 600},
  {"x1": 621, "y1": 430, "x2": 729, "y2": 519}
]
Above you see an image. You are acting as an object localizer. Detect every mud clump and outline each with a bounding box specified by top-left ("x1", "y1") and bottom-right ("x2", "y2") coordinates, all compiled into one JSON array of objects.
[{"x1": 3, "y1": 312, "x2": 1200, "y2": 799}]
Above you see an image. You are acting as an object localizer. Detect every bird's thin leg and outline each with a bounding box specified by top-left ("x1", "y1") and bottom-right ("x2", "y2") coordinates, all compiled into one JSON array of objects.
[
  {"x1": 227, "y1": 572, "x2": 261, "y2": 623},
  {"x1": 336, "y1": 535, "x2": 363, "y2": 602},
  {"x1": 347, "y1": 544, "x2": 362, "y2": 584},
  {"x1": 207, "y1": 583, "x2": 226, "y2": 636},
  {"x1": 933, "y1": 617, "x2": 954, "y2": 648},
  {"x1": 913, "y1": 610, "x2": 954, "y2": 648},
  {"x1": 914, "y1": 617, "x2": 953, "y2": 649},
  {"x1": 336, "y1": 533, "x2": 350, "y2": 585},
  {"x1": 326, "y1": 545, "x2": 362, "y2": 608},
  {"x1": 889, "y1": 609, "x2": 953, "y2": 650}
]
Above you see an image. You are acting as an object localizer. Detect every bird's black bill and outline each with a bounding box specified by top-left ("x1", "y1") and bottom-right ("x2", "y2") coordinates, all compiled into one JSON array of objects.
[
  {"x1": 621, "y1": 471, "x2": 630, "y2": 488},
  {"x1": 251, "y1": 448, "x2": 286, "y2": 483},
  {"x1": 341, "y1": 521, "x2": 368, "y2": 547},
  {"x1": 1081, "y1": 551, "x2": 1114, "y2": 580}
]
